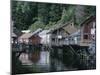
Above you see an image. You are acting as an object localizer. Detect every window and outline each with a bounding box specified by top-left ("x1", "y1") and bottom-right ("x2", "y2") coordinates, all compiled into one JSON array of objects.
[
  {"x1": 57, "y1": 35, "x2": 62, "y2": 39},
  {"x1": 52, "y1": 38, "x2": 55, "y2": 41},
  {"x1": 84, "y1": 35, "x2": 88, "y2": 39}
]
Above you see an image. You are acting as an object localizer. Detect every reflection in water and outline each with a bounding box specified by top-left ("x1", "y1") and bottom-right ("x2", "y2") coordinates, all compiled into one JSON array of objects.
[
  {"x1": 38, "y1": 51, "x2": 50, "y2": 65},
  {"x1": 13, "y1": 44, "x2": 96, "y2": 74},
  {"x1": 19, "y1": 49, "x2": 51, "y2": 72},
  {"x1": 18, "y1": 48, "x2": 69, "y2": 73},
  {"x1": 19, "y1": 53, "x2": 33, "y2": 65}
]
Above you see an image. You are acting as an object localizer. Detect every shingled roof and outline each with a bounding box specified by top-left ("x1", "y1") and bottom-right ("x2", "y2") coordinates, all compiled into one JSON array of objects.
[{"x1": 19, "y1": 28, "x2": 42, "y2": 39}]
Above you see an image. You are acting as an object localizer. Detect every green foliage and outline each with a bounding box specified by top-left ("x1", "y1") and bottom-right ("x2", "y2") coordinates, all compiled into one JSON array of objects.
[
  {"x1": 29, "y1": 20, "x2": 45, "y2": 32},
  {"x1": 84, "y1": 6, "x2": 96, "y2": 17},
  {"x1": 37, "y1": 3, "x2": 50, "y2": 24},
  {"x1": 49, "y1": 4, "x2": 63, "y2": 22},
  {"x1": 57, "y1": 6, "x2": 75, "y2": 24},
  {"x1": 45, "y1": 21, "x2": 56, "y2": 29},
  {"x1": 12, "y1": 1, "x2": 37, "y2": 30},
  {"x1": 12, "y1": 1, "x2": 96, "y2": 31}
]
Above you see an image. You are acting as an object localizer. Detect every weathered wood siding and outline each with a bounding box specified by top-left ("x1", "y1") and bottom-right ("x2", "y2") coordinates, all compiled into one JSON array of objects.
[
  {"x1": 63, "y1": 23, "x2": 77, "y2": 34},
  {"x1": 80, "y1": 16, "x2": 96, "y2": 46},
  {"x1": 50, "y1": 28, "x2": 69, "y2": 46},
  {"x1": 30, "y1": 35, "x2": 41, "y2": 45}
]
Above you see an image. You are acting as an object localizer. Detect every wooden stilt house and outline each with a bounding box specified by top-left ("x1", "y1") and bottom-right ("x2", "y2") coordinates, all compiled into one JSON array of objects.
[
  {"x1": 49, "y1": 21, "x2": 77, "y2": 46},
  {"x1": 18, "y1": 28, "x2": 42, "y2": 45},
  {"x1": 79, "y1": 15, "x2": 96, "y2": 46}
]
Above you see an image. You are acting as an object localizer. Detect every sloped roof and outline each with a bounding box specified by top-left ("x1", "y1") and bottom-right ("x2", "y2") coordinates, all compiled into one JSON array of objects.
[
  {"x1": 62, "y1": 23, "x2": 78, "y2": 34},
  {"x1": 19, "y1": 33, "x2": 32, "y2": 39},
  {"x1": 38, "y1": 30, "x2": 50, "y2": 36},
  {"x1": 69, "y1": 29, "x2": 80, "y2": 36},
  {"x1": 49, "y1": 21, "x2": 77, "y2": 34},
  {"x1": 31, "y1": 28, "x2": 42, "y2": 35},
  {"x1": 19, "y1": 28, "x2": 42, "y2": 39},
  {"x1": 80, "y1": 15, "x2": 96, "y2": 26}
]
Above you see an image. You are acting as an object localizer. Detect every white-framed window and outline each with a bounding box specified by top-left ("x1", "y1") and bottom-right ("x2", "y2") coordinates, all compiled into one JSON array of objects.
[{"x1": 57, "y1": 35, "x2": 62, "y2": 39}]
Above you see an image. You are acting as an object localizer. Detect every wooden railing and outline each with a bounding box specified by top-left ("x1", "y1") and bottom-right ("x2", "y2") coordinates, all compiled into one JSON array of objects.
[{"x1": 50, "y1": 38, "x2": 81, "y2": 46}]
